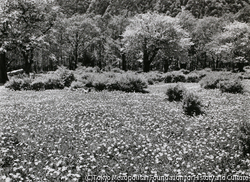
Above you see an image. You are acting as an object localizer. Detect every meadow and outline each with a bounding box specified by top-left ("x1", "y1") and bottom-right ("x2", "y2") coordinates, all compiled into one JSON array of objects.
[{"x1": 0, "y1": 71, "x2": 250, "y2": 181}]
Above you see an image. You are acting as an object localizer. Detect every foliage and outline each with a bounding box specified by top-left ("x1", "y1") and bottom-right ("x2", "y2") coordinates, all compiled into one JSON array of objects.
[
  {"x1": 4, "y1": 78, "x2": 24, "y2": 91},
  {"x1": 0, "y1": 0, "x2": 58, "y2": 73},
  {"x1": 207, "y1": 21, "x2": 250, "y2": 69},
  {"x1": 199, "y1": 73, "x2": 224, "y2": 89},
  {"x1": 218, "y1": 79, "x2": 244, "y2": 94},
  {"x1": 142, "y1": 71, "x2": 165, "y2": 85},
  {"x1": 30, "y1": 79, "x2": 45, "y2": 91},
  {"x1": 75, "y1": 71, "x2": 148, "y2": 93},
  {"x1": 192, "y1": 16, "x2": 226, "y2": 67},
  {"x1": 62, "y1": 14, "x2": 101, "y2": 69},
  {"x1": 186, "y1": 73, "x2": 200, "y2": 83},
  {"x1": 84, "y1": 66, "x2": 101, "y2": 73},
  {"x1": 70, "y1": 81, "x2": 86, "y2": 89},
  {"x1": 21, "y1": 77, "x2": 32, "y2": 90},
  {"x1": 43, "y1": 76, "x2": 65, "y2": 90},
  {"x1": 166, "y1": 84, "x2": 187, "y2": 102},
  {"x1": 110, "y1": 67, "x2": 124, "y2": 73},
  {"x1": 122, "y1": 12, "x2": 192, "y2": 72},
  {"x1": 182, "y1": 92, "x2": 203, "y2": 116},
  {"x1": 92, "y1": 75, "x2": 109, "y2": 91},
  {"x1": 54, "y1": 67, "x2": 76, "y2": 87},
  {"x1": 179, "y1": 69, "x2": 190, "y2": 75},
  {"x1": 164, "y1": 71, "x2": 186, "y2": 83},
  {"x1": 199, "y1": 72, "x2": 241, "y2": 90},
  {"x1": 113, "y1": 73, "x2": 148, "y2": 92},
  {"x1": 172, "y1": 73, "x2": 186, "y2": 83}
]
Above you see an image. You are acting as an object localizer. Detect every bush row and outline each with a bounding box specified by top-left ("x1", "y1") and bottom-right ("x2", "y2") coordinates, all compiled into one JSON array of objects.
[
  {"x1": 5, "y1": 67, "x2": 75, "y2": 91},
  {"x1": 74, "y1": 72, "x2": 148, "y2": 93},
  {"x1": 166, "y1": 84, "x2": 203, "y2": 116},
  {"x1": 5, "y1": 68, "x2": 149, "y2": 93},
  {"x1": 199, "y1": 72, "x2": 244, "y2": 94},
  {"x1": 141, "y1": 69, "x2": 208, "y2": 85}
]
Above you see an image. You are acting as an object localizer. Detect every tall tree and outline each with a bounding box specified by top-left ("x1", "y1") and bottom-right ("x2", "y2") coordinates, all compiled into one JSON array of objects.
[
  {"x1": 62, "y1": 14, "x2": 100, "y2": 69},
  {"x1": 1, "y1": 0, "x2": 58, "y2": 74},
  {"x1": 122, "y1": 12, "x2": 192, "y2": 72},
  {"x1": 191, "y1": 16, "x2": 228, "y2": 69},
  {"x1": 0, "y1": 13, "x2": 9, "y2": 83},
  {"x1": 206, "y1": 21, "x2": 250, "y2": 71}
]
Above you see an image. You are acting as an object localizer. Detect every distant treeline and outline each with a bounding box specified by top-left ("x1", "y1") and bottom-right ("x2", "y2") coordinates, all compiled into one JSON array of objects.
[{"x1": 1, "y1": 0, "x2": 250, "y2": 83}]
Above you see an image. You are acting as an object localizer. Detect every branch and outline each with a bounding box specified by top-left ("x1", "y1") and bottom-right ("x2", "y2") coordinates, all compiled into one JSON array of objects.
[{"x1": 42, "y1": 22, "x2": 54, "y2": 35}]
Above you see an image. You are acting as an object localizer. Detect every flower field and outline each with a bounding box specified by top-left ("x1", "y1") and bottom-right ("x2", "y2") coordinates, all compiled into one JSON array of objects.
[{"x1": 0, "y1": 82, "x2": 250, "y2": 181}]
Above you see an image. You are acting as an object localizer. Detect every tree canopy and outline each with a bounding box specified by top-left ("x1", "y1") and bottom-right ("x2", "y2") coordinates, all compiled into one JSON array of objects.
[
  {"x1": 122, "y1": 12, "x2": 192, "y2": 72},
  {"x1": 1, "y1": 0, "x2": 250, "y2": 83}
]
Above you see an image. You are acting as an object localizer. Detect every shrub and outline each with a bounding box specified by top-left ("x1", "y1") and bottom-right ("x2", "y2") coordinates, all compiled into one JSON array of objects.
[
  {"x1": 54, "y1": 66, "x2": 75, "y2": 87},
  {"x1": 4, "y1": 79, "x2": 24, "y2": 91},
  {"x1": 179, "y1": 69, "x2": 190, "y2": 74},
  {"x1": 166, "y1": 84, "x2": 186, "y2": 102},
  {"x1": 122, "y1": 74, "x2": 148, "y2": 92},
  {"x1": 31, "y1": 80, "x2": 45, "y2": 91},
  {"x1": 164, "y1": 73, "x2": 174, "y2": 83},
  {"x1": 239, "y1": 121, "x2": 250, "y2": 156},
  {"x1": 204, "y1": 68, "x2": 212, "y2": 72},
  {"x1": 172, "y1": 73, "x2": 186, "y2": 83},
  {"x1": 147, "y1": 78, "x2": 154, "y2": 85},
  {"x1": 104, "y1": 72, "x2": 116, "y2": 78},
  {"x1": 107, "y1": 79, "x2": 120, "y2": 91},
  {"x1": 200, "y1": 72, "x2": 241, "y2": 90},
  {"x1": 93, "y1": 76, "x2": 109, "y2": 91},
  {"x1": 194, "y1": 69, "x2": 209, "y2": 79},
  {"x1": 186, "y1": 73, "x2": 200, "y2": 83},
  {"x1": 164, "y1": 72, "x2": 186, "y2": 83},
  {"x1": 108, "y1": 74, "x2": 148, "y2": 93},
  {"x1": 218, "y1": 79, "x2": 244, "y2": 94},
  {"x1": 21, "y1": 78, "x2": 32, "y2": 90},
  {"x1": 70, "y1": 81, "x2": 85, "y2": 89},
  {"x1": 84, "y1": 66, "x2": 101, "y2": 73},
  {"x1": 143, "y1": 71, "x2": 165, "y2": 84},
  {"x1": 111, "y1": 67, "x2": 124, "y2": 73},
  {"x1": 199, "y1": 74, "x2": 222, "y2": 89},
  {"x1": 82, "y1": 74, "x2": 95, "y2": 88},
  {"x1": 183, "y1": 92, "x2": 203, "y2": 116},
  {"x1": 81, "y1": 73, "x2": 94, "y2": 80},
  {"x1": 44, "y1": 76, "x2": 64, "y2": 90}
]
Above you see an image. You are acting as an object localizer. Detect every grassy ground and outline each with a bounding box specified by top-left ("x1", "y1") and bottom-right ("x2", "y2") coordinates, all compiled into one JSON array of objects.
[{"x1": 0, "y1": 81, "x2": 250, "y2": 181}]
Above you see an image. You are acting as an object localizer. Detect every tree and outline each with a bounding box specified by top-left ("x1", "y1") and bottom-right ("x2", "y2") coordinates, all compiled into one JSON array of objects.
[
  {"x1": 1, "y1": 0, "x2": 58, "y2": 74},
  {"x1": 62, "y1": 14, "x2": 100, "y2": 69},
  {"x1": 0, "y1": 51, "x2": 8, "y2": 84},
  {"x1": 235, "y1": 1, "x2": 250, "y2": 23},
  {"x1": 206, "y1": 21, "x2": 250, "y2": 71},
  {"x1": 55, "y1": 0, "x2": 91, "y2": 16},
  {"x1": 191, "y1": 16, "x2": 227, "y2": 69},
  {"x1": 0, "y1": 13, "x2": 9, "y2": 83},
  {"x1": 102, "y1": 14, "x2": 129, "y2": 70},
  {"x1": 122, "y1": 12, "x2": 192, "y2": 72}
]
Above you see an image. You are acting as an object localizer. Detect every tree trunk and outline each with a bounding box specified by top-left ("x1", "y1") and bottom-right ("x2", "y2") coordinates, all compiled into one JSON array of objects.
[
  {"x1": 0, "y1": 53, "x2": 8, "y2": 84},
  {"x1": 121, "y1": 53, "x2": 127, "y2": 71},
  {"x1": 23, "y1": 51, "x2": 33, "y2": 74},
  {"x1": 164, "y1": 58, "x2": 169, "y2": 73},
  {"x1": 237, "y1": 62, "x2": 244, "y2": 72},
  {"x1": 143, "y1": 50, "x2": 150, "y2": 72},
  {"x1": 142, "y1": 48, "x2": 159, "y2": 72},
  {"x1": 74, "y1": 32, "x2": 79, "y2": 70}
]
